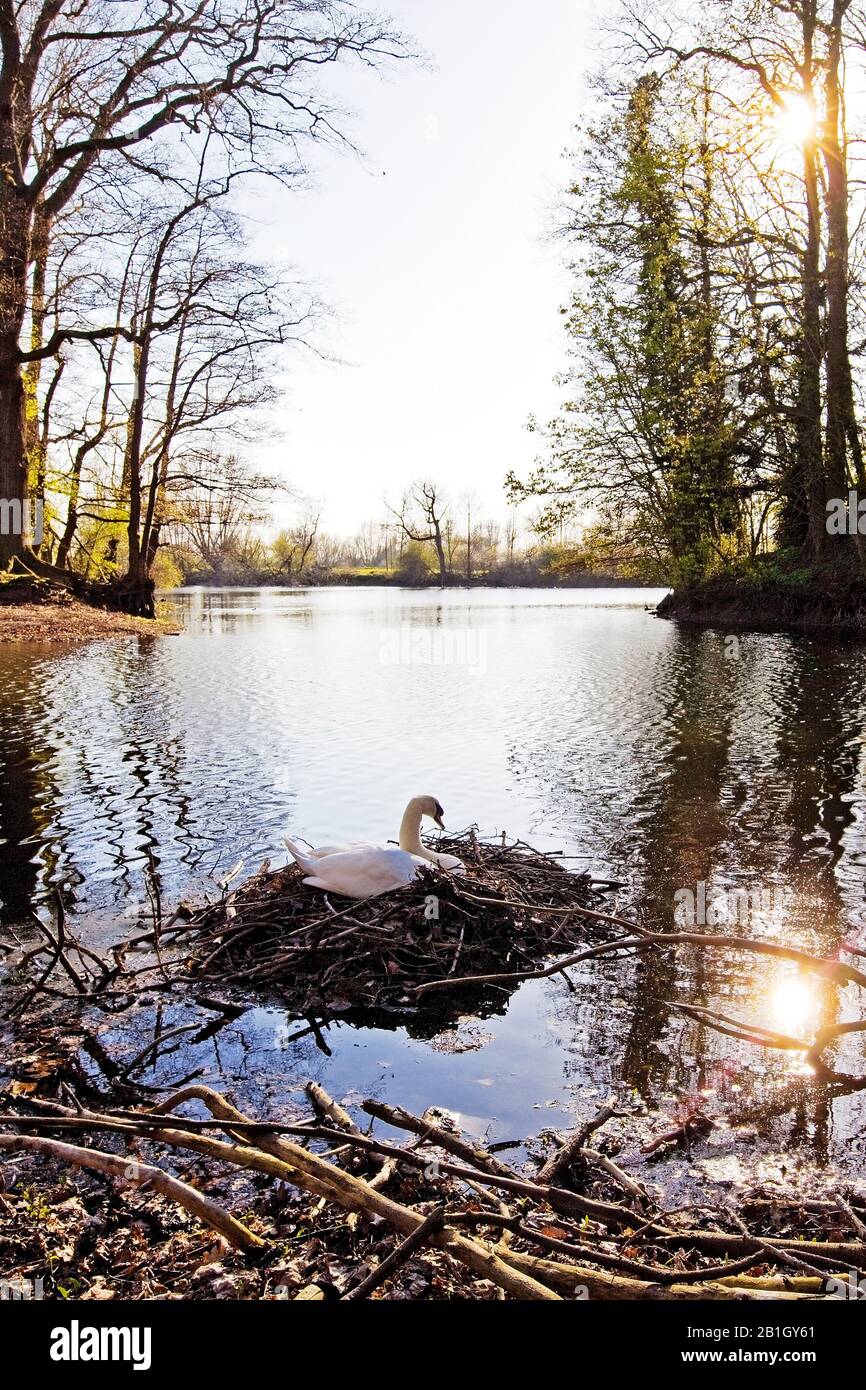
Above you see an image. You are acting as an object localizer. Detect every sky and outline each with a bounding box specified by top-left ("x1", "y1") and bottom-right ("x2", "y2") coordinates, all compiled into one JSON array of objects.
[{"x1": 249, "y1": 0, "x2": 603, "y2": 535}]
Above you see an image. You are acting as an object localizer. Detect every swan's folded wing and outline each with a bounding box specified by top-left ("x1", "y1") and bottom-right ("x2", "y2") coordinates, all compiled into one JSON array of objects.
[
  {"x1": 439, "y1": 854, "x2": 466, "y2": 872},
  {"x1": 297, "y1": 847, "x2": 423, "y2": 900}
]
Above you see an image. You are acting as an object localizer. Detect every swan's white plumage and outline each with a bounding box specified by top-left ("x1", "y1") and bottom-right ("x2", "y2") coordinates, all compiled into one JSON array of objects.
[
  {"x1": 417, "y1": 847, "x2": 464, "y2": 871},
  {"x1": 284, "y1": 794, "x2": 464, "y2": 898},
  {"x1": 284, "y1": 838, "x2": 424, "y2": 899},
  {"x1": 300, "y1": 840, "x2": 372, "y2": 860}
]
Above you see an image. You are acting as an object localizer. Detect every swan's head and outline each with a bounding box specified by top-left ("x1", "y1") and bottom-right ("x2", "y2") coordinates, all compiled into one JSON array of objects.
[{"x1": 415, "y1": 794, "x2": 446, "y2": 829}]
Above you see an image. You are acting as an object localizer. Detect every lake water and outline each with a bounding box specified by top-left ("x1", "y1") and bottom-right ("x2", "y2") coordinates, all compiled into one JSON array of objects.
[{"x1": 2, "y1": 586, "x2": 866, "y2": 1166}]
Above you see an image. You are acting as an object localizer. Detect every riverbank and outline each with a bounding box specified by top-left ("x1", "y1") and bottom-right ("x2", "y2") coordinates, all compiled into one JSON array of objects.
[
  {"x1": 0, "y1": 593, "x2": 180, "y2": 644},
  {"x1": 656, "y1": 557, "x2": 866, "y2": 634}
]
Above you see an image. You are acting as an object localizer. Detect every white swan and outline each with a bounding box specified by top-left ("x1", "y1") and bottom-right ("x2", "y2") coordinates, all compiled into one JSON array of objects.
[
  {"x1": 292, "y1": 796, "x2": 462, "y2": 866},
  {"x1": 284, "y1": 795, "x2": 464, "y2": 898},
  {"x1": 284, "y1": 839, "x2": 425, "y2": 898}
]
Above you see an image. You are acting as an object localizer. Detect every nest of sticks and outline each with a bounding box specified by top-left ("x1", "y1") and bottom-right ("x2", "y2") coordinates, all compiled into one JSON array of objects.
[{"x1": 139, "y1": 830, "x2": 617, "y2": 1021}]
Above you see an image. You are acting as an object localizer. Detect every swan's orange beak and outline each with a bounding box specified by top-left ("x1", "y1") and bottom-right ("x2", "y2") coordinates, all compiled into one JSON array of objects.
[{"x1": 433, "y1": 805, "x2": 445, "y2": 829}]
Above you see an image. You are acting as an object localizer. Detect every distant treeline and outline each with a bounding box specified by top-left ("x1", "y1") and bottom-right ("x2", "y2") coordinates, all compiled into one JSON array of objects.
[{"x1": 170, "y1": 547, "x2": 657, "y2": 590}]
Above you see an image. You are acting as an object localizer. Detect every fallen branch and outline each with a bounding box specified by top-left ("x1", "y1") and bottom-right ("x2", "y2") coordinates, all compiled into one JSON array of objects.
[
  {"x1": 343, "y1": 1205, "x2": 446, "y2": 1300},
  {"x1": 361, "y1": 1098, "x2": 516, "y2": 1179},
  {"x1": 306, "y1": 1081, "x2": 361, "y2": 1135},
  {"x1": 0, "y1": 1132, "x2": 264, "y2": 1253},
  {"x1": 537, "y1": 1100, "x2": 619, "y2": 1186}
]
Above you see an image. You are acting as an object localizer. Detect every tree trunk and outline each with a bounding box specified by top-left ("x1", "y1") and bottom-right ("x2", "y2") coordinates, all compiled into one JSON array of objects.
[
  {"x1": 146, "y1": 520, "x2": 161, "y2": 572},
  {"x1": 22, "y1": 208, "x2": 50, "y2": 512},
  {"x1": 776, "y1": 13, "x2": 825, "y2": 560},
  {"x1": 55, "y1": 494, "x2": 78, "y2": 570},
  {"x1": 0, "y1": 342, "x2": 26, "y2": 568},
  {"x1": 140, "y1": 304, "x2": 189, "y2": 570},
  {"x1": 125, "y1": 336, "x2": 150, "y2": 585},
  {"x1": 0, "y1": 186, "x2": 31, "y2": 569},
  {"x1": 822, "y1": 1, "x2": 863, "y2": 522},
  {"x1": 56, "y1": 442, "x2": 87, "y2": 570},
  {"x1": 799, "y1": 118, "x2": 826, "y2": 559},
  {"x1": 433, "y1": 522, "x2": 447, "y2": 586}
]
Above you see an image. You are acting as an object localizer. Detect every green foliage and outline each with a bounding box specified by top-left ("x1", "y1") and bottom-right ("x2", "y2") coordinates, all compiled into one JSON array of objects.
[
  {"x1": 19, "y1": 1185, "x2": 51, "y2": 1224},
  {"x1": 616, "y1": 79, "x2": 740, "y2": 580},
  {"x1": 512, "y1": 68, "x2": 793, "y2": 586},
  {"x1": 395, "y1": 541, "x2": 433, "y2": 585},
  {"x1": 150, "y1": 548, "x2": 184, "y2": 591}
]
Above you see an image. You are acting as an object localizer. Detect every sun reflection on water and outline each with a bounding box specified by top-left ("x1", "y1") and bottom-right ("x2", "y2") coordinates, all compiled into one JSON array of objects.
[
  {"x1": 769, "y1": 976, "x2": 814, "y2": 1034},
  {"x1": 762, "y1": 972, "x2": 821, "y2": 1078}
]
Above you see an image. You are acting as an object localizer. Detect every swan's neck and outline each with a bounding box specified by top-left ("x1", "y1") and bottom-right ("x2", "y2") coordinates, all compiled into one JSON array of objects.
[{"x1": 398, "y1": 800, "x2": 437, "y2": 864}]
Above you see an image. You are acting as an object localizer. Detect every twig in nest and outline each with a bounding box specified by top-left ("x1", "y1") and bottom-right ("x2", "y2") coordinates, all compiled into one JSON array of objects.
[{"x1": 833, "y1": 1192, "x2": 866, "y2": 1240}]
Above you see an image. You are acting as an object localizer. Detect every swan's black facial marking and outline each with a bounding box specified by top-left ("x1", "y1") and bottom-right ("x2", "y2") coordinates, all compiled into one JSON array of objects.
[{"x1": 432, "y1": 800, "x2": 445, "y2": 829}]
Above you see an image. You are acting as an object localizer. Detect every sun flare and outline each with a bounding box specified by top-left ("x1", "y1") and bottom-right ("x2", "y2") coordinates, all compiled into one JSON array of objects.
[{"x1": 774, "y1": 93, "x2": 817, "y2": 145}]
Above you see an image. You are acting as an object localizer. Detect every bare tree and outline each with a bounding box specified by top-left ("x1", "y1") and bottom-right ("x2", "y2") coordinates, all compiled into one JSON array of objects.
[
  {"x1": 271, "y1": 500, "x2": 323, "y2": 578},
  {"x1": 122, "y1": 196, "x2": 316, "y2": 605},
  {"x1": 169, "y1": 453, "x2": 287, "y2": 578},
  {"x1": 505, "y1": 505, "x2": 520, "y2": 563},
  {"x1": 167, "y1": 452, "x2": 286, "y2": 578},
  {"x1": 390, "y1": 479, "x2": 449, "y2": 586},
  {"x1": 346, "y1": 519, "x2": 386, "y2": 567},
  {"x1": 17, "y1": 137, "x2": 325, "y2": 604},
  {"x1": 0, "y1": 0, "x2": 407, "y2": 569}
]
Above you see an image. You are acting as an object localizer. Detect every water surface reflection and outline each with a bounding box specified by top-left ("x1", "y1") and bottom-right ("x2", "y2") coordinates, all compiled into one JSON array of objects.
[{"x1": 1, "y1": 587, "x2": 865, "y2": 1159}]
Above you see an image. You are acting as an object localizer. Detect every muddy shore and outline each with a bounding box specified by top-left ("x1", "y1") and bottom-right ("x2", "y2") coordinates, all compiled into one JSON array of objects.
[{"x1": 0, "y1": 596, "x2": 180, "y2": 645}]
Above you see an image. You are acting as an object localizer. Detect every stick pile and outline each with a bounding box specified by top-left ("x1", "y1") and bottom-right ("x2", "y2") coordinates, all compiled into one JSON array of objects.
[
  {"x1": 144, "y1": 831, "x2": 615, "y2": 1017},
  {"x1": 1, "y1": 1082, "x2": 861, "y2": 1301}
]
